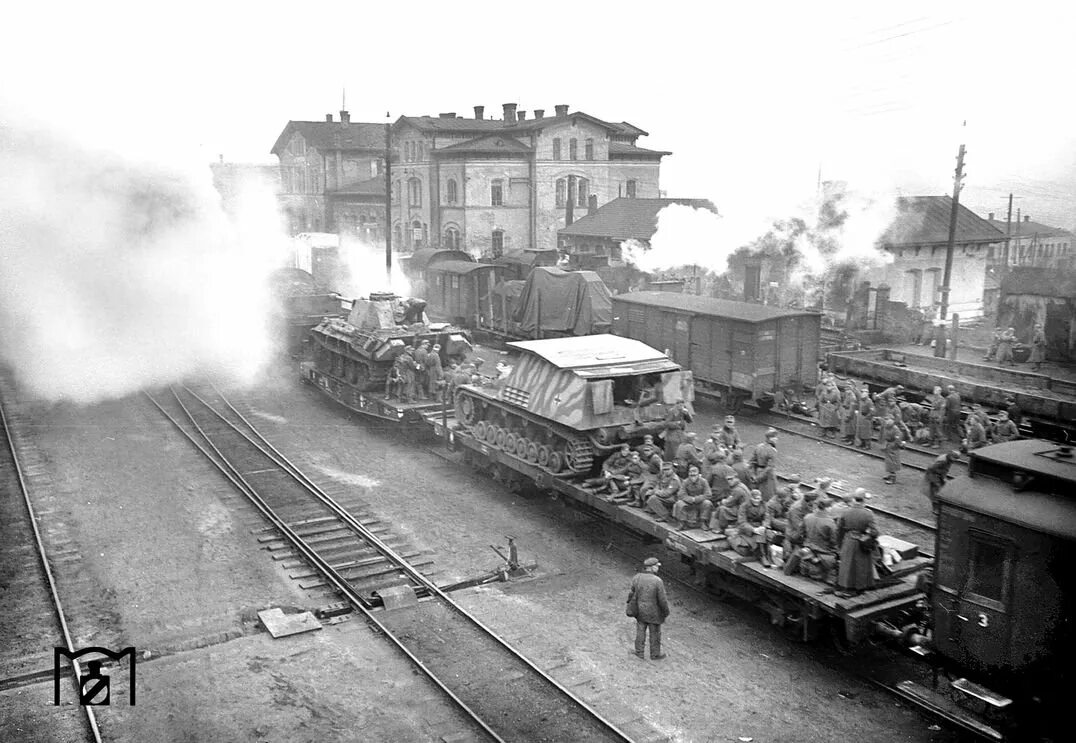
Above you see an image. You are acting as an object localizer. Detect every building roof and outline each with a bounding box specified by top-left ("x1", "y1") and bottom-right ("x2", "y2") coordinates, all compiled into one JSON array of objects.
[
  {"x1": 1000, "y1": 266, "x2": 1076, "y2": 297},
  {"x1": 609, "y1": 142, "x2": 671, "y2": 158},
  {"x1": 611, "y1": 121, "x2": 649, "y2": 137},
  {"x1": 271, "y1": 119, "x2": 386, "y2": 155},
  {"x1": 396, "y1": 111, "x2": 634, "y2": 137},
  {"x1": 508, "y1": 334, "x2": 678, "y2": 374},
  {"x1": 879, "y1": 196, "x2": 1003, "y2": 247},
  {"x1": 403, "y1": 249, "x2": 474, "y2": 274},
  {"x1": 612, "y1": 291, "x2": 819, "y2": 322},
  {"x1": 425, "y1": 260, "x2": 496, "y2": 275},
  {"x1": 558, "y1": 198, "x2": 718, "y2": 241},
  {"x1": 328, "y1": 177, "x2": 387, "y2": 197},
  {"x1": 434, "y1": 134, "x2": 532, "y2": 155},
  {"x1": 985, "y1": 217, "x2": 1072, "y2": 239}
]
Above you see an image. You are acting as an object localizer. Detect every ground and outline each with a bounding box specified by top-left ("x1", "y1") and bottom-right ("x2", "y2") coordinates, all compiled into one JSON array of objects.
[{"x1": 1, "y1": 354, "x2": 958, "y2": 742}]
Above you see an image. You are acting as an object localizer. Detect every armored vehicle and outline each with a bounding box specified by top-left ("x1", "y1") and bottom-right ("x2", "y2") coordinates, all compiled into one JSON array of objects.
[
  {"x1": 305, "y1": 292, "x2": 472, "y2": 394},
  {"x1": 453, "y1": 334, "x2": 694, "y2": 474}
]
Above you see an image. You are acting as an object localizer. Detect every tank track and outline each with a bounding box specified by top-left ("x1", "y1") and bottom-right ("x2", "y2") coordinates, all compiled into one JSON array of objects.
[{"x1": 454, "y1": 387, "x2": 595, "y2": 475}]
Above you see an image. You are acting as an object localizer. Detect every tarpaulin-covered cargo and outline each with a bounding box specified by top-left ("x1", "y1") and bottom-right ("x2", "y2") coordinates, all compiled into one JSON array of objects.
[{"x1": 512, "y1": 268, "x2": 612, "y2": 337}]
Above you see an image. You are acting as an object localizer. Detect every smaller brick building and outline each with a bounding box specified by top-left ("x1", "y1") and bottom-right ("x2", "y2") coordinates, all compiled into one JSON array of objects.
[{"x1": 998, "y1": 267, "x2": 1076, "y2": 360}]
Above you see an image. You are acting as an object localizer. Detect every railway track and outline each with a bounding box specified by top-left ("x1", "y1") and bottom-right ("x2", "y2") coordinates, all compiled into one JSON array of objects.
[
  {"x1": 147, "y1": 383, "x2": 634, "y2": 743},
  {"x1": 0, "y1": 383, "x2": 102, "y2": 741}
]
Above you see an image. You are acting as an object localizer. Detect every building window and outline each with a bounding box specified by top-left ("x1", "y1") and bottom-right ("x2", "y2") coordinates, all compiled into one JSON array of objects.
[
  {"x1": 491, "y1": 179, "x2": 503, "y2": 206},
  {"x1": 553, "y1": 138, "x2": 561, "y2": 160},
  {"x1": 569, "y1": 138, "x2": 578, "y2": 160},
  {"x1": 577, "y1": 178, "x2": 589, "y2": 207},
  {"x1": 444, "y1": 226, "x2": 460, "y2": 249},
  {"x1": 393, "y1": 223, "x2": 402, "y2": 246},
  {"x1": 411, "y1": 219, "x2": 425, "y2": 247},
  {"x1": 626, "y1": 179, "x2": 637, "y2": 198},
  {"x1": 408, "y1": 178, "x2": 422, "y2": 207},
  {"x1": 555, "y1": 178, "x2": 566, "y2": 207},
  {"x1": 393, "y1": 180, "x2": 400, "y2": 204},
  {"x1": 446, "y1": 178, "x2": 458, "y2": 204},
  {"x1": 585, "y1": 138, "x2": 594, "y2": 160},
  {"x1": 492, "y1": 229, "x2": 504, "y2": 257}
]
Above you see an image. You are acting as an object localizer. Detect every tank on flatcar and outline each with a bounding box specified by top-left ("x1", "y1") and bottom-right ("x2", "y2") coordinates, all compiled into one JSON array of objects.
[
  {"x1": 927, "y1": 439, "x2": 1076, "y2": 735},
  {"x1": 453, "y1": 334, "x2": 694, "y2": 474},
  {"x1": 305, "y1": 292, "x2": 472, "y2": 392},
  {"x1": 611, "y1": 292, "x2": 820, "y2": 407}
]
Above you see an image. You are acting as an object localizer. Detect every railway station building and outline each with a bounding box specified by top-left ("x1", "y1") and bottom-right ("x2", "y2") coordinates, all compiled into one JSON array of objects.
[
  {"x1": 271, "y1": 111, "x2": 388, "y2": 243},
  {"x1": 388, "y1": 104, "x2": 669, "y2": 260},
  {"x1": 984, "y1": 213, "x2": 1074, "y2": 270}
]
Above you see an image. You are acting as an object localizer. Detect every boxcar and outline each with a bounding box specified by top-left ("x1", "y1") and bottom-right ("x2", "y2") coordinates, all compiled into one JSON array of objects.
[
  {"x1": 424, "y1": 260, "x2": 498, "y2": 328},
  {"x1": 611, "y1": 292, "x2": 820, "y2": 404}
]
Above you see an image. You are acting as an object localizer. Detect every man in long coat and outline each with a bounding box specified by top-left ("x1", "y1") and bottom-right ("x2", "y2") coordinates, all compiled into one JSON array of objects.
[
  {"x1": 1029, "y1": 323, "x2": 1047, "y2": 370},
  {"x1": 996, "y1": 327, "x2": 1016, "y2": 366},
  {"x1": 836, "y1": 490, "x2": 878, "y2": 595},
  {"x1": 839, "y1": 385, "x2": 858, "y2": 444},
  {"x1": 854, "y1": 395, "x2": 874, "y2": 450},
  {"x1": 749, "y1": 429, "x2": 779, "y2": 500},
  {"x1": 926, "y1": 386, "x2": 946, "y2": 448},
  {"x1": 424, "y1": 343, "x2": 445, "y2": 399},
  {"x1": 661, "y1": 400, "x2": 692, "y2": 459},
  {"x1": 626, "y1": 557, "x2": 670, "y2": 660},
  {"x1": 818, "y1": 384, "x2": 841, "y2": 438},
  {"x1": 881, "y1": 418, "x2": 904, "y2": 485},
  {"x1": 943, "y1": 386, "x2": 962, "y2": 442}
]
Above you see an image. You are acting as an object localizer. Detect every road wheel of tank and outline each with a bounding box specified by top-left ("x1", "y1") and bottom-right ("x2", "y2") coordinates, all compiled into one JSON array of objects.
[
  {"x1": 548, "y1": 451, "x2": 565, "y2": 473},
  {"x1": 495, "y1": 427, "x2": 508, "y2": 449},
  {"x1": 516, "y1": 437, "x2": 530, "y2": 458},
  {"x1": 486, "y1": 425, "x2": 500, "y2": 445},
  {"x1": 526, "y1": 441, "x2": 540, "y2": 463},
  {"x1": 537, "y1": 445, "x2": 550, "y2": 467},
  {"x1": 504, "y1": 432, "x2": 518, "y2": 453},
  {"x1": 473, "y1": 420, "x2": 488, "y2": 441}
]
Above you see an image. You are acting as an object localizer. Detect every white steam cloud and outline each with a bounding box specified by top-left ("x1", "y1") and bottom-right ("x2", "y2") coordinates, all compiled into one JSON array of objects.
[
  {"x1": 336, "y1": 235, "x2": 411, "y2": 299},
  {"x1": 0, "y1": 126, "x2": 287, "y2": 403}
]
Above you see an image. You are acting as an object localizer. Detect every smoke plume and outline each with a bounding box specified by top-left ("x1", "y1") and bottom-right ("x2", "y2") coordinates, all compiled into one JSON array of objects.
[{"x1": 0, "y1": 125, "x2": 286, "y2": 403}]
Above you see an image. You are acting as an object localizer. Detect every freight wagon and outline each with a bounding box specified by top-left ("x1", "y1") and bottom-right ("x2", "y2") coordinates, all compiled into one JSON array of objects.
[{"x1": 611, "y1": 292, "x2": 821, "y2": 408}]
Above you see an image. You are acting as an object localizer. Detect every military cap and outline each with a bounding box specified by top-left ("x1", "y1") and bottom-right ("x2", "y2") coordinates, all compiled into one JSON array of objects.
[
  {"x1": 765, "y1": 428, "x2": 778, "y2": 438},
  {"x1": 643, "y1": 557, "x2": 660, "y2": 567},
  {"x1": 852, "y1": 488, "x2": 867, "y2": 502}
]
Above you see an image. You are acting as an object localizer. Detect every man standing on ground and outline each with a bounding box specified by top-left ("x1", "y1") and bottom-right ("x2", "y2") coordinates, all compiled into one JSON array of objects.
[
  {"x1": 923, "y1": 451, "x2": 960, "y2": 512},
  {"x1": 1029, "y1": 323, "x2": 1047, "y2": 371},
  {"x1": 626, "y1": 557, "x2": 669, "y2": 660},
  {"x1": 943, "y1": 386, "x2": 962, "y2": 443}
]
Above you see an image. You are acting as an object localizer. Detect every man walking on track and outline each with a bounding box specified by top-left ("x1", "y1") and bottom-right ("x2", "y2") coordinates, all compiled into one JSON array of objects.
[{"x1": 626, "y1": 557, "x2": 670, "y2": 660}]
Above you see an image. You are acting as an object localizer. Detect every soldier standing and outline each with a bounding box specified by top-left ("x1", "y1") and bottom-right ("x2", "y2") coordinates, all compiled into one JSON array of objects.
[
  {"x1": 854, "y1": 394, "x2": 874, "y2": 450},
  {"x1": 818, "y1": 383, "x2": 841, "y2": 438},
  {"x1": 923, "y1": 451, "x2": 960, "y2": 512},
  {"x1": 626, "y1": 557, "x2": 670, "y2": 660},
  {"x1": 424, "y1": 343, "x2": 445, "y2": 399},
  {"x1": 1029, "y1": 323, "x2": 1047, "y2": 371},
  {"x1": 943, "y1": 386, "x2": 962, "y2": 442},
  {"x1": 926, "y1": 386, "x2": 946, "y2": 448},
  {"x1": 413, "y1": 340, "x2": 430, "y2": 399},
  {"x1": 749, "y1": 429, "x2": 779, "y2": 500},
  {"x1": 661, "y1": 400, "x2": 692, "y2": 460},
  {"x1": 881, "y1": 418, "x2": 904, "y2": 485},
  {"x1": 835, "y1": 490, "x2": 878, "y2": 597}
]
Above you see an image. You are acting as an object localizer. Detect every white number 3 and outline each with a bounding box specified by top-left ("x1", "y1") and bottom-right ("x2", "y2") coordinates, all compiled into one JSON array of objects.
[{"x1": 978, "y1": 613, "x2": 989, "y2": 628}]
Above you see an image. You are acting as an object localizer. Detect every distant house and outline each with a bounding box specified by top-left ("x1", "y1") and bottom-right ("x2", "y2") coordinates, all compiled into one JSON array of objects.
[
  {"x1": 983, "y1": 213, "x2": 1074, "y2": 269},
  {"x1": 557, "y1": 197, "x2": 718, "y2": 268},
  {"x1": 859, "y1": 195, "x2": 1003, "y2": 319},
  {"x1": 271, "y1": 110, "x2": 387, "y2": 243}
]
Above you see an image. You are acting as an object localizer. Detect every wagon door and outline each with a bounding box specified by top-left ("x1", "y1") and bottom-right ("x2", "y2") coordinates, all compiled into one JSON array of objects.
[{"x1": 935, "y1": 530, "x2": 1014, "y2": 669}]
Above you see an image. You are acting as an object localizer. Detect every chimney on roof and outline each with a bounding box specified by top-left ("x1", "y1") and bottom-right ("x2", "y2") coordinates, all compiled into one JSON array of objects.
[
  {"x1": 439, "y1": 112, "x2": 456, "y2": 118},
  {"x1": 326, "y1": 113, "x2": 333, "y2": 122},
  {"x1": 502, "y1": 102, "x2": 517, "y2": 125},
  {"x1": 474, "y1": 105, "x2": 484, "y2": 120},
  {"x1": 554, "y1": 104, "x2": 569, "y2": 117},
  {"x1": 534, "y1": 109, "x2": 545, "y2": 119},
  {"x1": 1025, "y1": 215, "x2": 1030, "y2": 222},
  {"x1": 517, "y1": 110, "x2": 527, "y2": 121},
  {"x1": 988, "y1": 212, "x2": 994, "y2": 221},
  {"x1": 340, "y1": 110, "x2": 350, "y2": 125},
  {"x1": 588, "y1": 194, "x2": 598, "y2": 216}
]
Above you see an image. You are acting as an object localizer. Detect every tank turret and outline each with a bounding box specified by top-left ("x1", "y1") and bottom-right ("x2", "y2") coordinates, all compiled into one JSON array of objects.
[{"x1": 305, "y1": 292, "x2": 472, "y2": 392}]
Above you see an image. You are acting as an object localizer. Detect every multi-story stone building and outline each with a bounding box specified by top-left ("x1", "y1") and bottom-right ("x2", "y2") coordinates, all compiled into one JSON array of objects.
[
  {"x1": 270, "y1": 110, "x2": 387, "y2": 243},
  {"x1": 389, "y1": 103, "x2": 668, "y2": 259},
  {"x1": 984, "y1": 213, "x2": 1073, "y2": 269}
]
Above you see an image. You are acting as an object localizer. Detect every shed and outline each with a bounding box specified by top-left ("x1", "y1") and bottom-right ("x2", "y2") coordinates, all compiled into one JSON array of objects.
[
  {"x1": 611, "y1": 292, "x2": 821, "y2": 402},
  {"x1": 424, "y1": 260, "x2": 497, "y2": 327}
]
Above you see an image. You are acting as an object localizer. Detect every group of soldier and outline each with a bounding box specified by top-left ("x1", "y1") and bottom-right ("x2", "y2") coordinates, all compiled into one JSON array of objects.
[
  {"x1": 384, "y1": 339, "x2": 447, "y2": 402},
  {"x1": 598, "y1": 413, "x2": 880, "y2": 597},
  {"x1": 983, "y1": 323, "x2": 1048, "y2": 371}
]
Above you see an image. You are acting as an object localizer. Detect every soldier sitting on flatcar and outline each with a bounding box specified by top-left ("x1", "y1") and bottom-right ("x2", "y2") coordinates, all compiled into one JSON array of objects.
[
  {"x1": 763, "y1": 480, "x2": 796, "y2": 567},
  {"x1": 993, "y1": 411, "x2": 1019, "y2": 442},
  {"x1": 644, "y1": 462, "x2": 681, "y2": 520},
  {"x1": 792, "y1": 498, "x2": 839, "y2": 583},
  {"x1": 731, "y1": 489, "x2": 772, "y2": 567},
  {"x1": 706, "y1": 444, "x2": 735, "y2": 496},
  {"x1": 709, "y1": 472, "x2": 751, "y2": 532},
  {"x1": 672, "y1": 465, "x2": 713, "y2": 531},
  {"x1": 635, "y1": 434, "x2": 664, "y2": 472},
  {"x1": 673, "y1": 432, "x2": 704, "y2": 479},
  {"x1": 964, "y1": 414, "x2": 988, "y2": 450},
  {"x1": 602, "y1": 444, "x2": 635, "y2": 496},
  {"x1": 782, "y1": 486, "x2": 820, "y2": 575},
  {"x1": 384, "y1": 364, "x2": 401, "y2": 399},
  {"x1": 716, "y1": 415, "x2": 742, "y2": 451}
]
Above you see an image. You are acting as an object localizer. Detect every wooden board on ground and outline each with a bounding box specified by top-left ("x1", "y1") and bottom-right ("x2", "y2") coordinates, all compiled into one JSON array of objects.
[{"x1": 258, "y1": 607, "x2": 322, "y2": 638}]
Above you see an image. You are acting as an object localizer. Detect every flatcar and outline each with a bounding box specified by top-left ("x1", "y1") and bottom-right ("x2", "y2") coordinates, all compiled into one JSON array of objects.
[{"x1": 611, "y1": 292, "x2": 821, "y2": 408}]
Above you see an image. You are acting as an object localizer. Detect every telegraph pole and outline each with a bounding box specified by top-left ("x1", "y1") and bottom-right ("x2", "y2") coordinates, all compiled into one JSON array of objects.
[
  {"x1": 938, "y1": 142, "x2": 966, "y2": 320},
  {"x1": 1002, "y1": 193, "x2": 1013, "y2": 270},
  {"x1": 384, "y1": 113, "x2": 392, "y2": 283}
]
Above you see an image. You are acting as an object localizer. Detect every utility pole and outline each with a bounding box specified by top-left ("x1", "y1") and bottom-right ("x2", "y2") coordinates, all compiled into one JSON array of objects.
[
  {"x1": 1002, "y1": 193, "x2": 1013, "y2": 271},
  {"x1": 938, "y1": 142, "x2": 966, "y2": 320},
  {"x1": 384, "y1": 113, "x2": 392, "y2": 283}
]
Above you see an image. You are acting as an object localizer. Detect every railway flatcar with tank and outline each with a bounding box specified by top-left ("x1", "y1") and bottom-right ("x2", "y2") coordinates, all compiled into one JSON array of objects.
[
  {"x1": 611, "y1": 292, "x2": 821, "y2": 408},
  {"x1": 302, "y1": 292, "x2": 472, "y2": 424}
]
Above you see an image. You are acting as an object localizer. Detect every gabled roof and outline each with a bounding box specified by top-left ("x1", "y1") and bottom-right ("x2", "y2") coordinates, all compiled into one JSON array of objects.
[
  {"x1": 328, "y1": 177, "x2": 387, "y2": 197},
  {"x1": 559, "y1": 198, "x2": 718, "y2": 240},
  {"x1": 395, "y1": 111, "x2": 632, "y2": 136},
  {"x1": 508, "y1": 334, "x2": 677, "y2": 373},
  {"x1": 985, "y1": 217, "x2": 1072, "y2": 239},
  {"x1": 609, "y1": 142, "x2": 671, "y2": 158},
  {"x1": 879, "y1": 196, "x2": 1003, "y2": 246},
  {"x1": 611, "y1": 121, "x2": 649, "y2": 137},
  {"x1": 271, "y1": 120, "x2": 386, "y2": 155},
  {"x1": 434, "y1": 134, "x2": 532, "y2": 155}
]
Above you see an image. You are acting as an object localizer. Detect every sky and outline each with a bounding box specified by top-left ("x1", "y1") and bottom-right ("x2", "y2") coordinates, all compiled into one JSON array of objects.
[{"x1": 2, "y1": 0, "x2": 1073, "y2": 229}]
